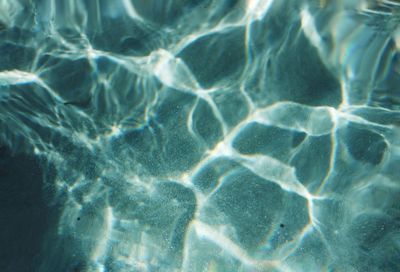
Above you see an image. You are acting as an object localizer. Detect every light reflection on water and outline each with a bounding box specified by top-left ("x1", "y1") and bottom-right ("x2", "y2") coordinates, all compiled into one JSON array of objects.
[{"x1": 0, "y1": 0, "x2": 399, "y2": 271}]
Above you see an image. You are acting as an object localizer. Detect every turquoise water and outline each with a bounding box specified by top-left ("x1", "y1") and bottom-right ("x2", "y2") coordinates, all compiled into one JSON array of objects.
[{"x1": 0, "y1": 0, "x2": 399, "y2": 271}]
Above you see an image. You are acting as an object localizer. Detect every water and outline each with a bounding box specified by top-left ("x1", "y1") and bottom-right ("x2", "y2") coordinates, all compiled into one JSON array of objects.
[{"x1": 0, "y1": 0, "x2": 399, "y2": 271}]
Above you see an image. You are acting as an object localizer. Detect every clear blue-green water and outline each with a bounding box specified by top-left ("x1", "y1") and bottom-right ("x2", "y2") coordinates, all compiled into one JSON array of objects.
[{"x1": 0, "y1": 1, "x2": 399, "y2": 271}]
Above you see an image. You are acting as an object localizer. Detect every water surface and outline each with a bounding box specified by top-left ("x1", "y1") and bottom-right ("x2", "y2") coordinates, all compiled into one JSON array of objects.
[{"x1": 0, "y1": 0, "x2": 399, "y2": 271}]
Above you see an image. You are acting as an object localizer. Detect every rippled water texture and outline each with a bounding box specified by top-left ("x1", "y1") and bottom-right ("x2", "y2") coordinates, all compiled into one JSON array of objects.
[{"x1": 0, "y1": 0, "x2": 400, "y2": 271}]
